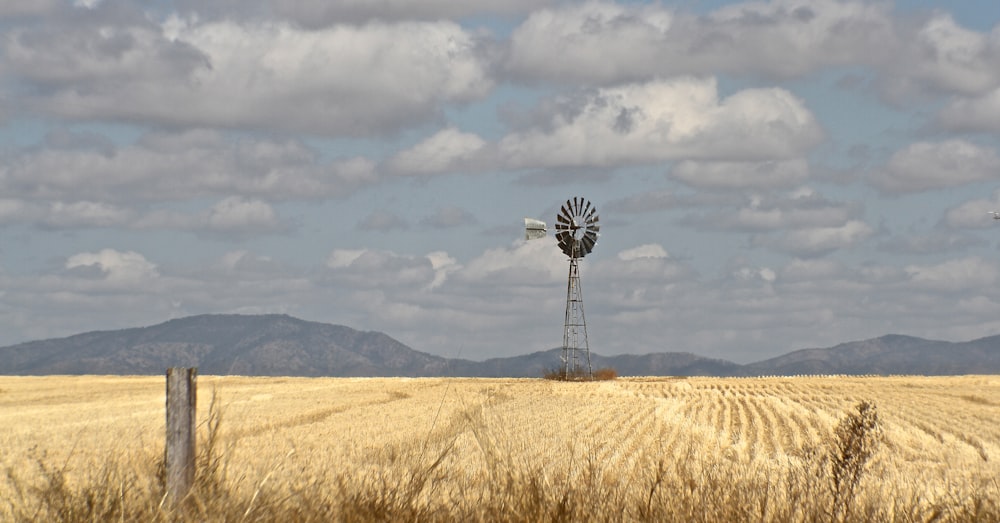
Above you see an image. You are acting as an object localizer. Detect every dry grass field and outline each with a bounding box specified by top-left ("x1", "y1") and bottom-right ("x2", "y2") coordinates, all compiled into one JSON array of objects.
[{"x1": 1, "y1": 375, "x2": 999, "y2": 521}]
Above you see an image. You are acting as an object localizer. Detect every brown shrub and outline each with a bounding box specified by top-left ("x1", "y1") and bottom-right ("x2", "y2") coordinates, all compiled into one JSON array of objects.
[{"x1": 592, "y1": 368, "x2": 618, "y2": 381}]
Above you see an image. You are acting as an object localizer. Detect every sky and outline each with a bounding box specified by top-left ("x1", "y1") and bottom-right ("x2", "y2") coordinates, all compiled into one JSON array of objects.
[{"x1": 2, "y1": 0, "x2": 1000, "y2": 364}]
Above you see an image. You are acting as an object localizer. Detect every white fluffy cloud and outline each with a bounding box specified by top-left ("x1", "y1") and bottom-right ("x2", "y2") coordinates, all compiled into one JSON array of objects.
[
  {"x1": 386, "y1": 128, "x2": 488, "y2": 177},
  {"x1": 65, "y1": 249, "x2": 160, "y2": 286},
  {"x1": 499, "y1": 78, "x2": 822, "y2": 168}
]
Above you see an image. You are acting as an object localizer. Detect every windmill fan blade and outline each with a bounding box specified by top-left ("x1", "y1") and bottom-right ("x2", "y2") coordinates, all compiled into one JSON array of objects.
[
  {"x1": 588, "y1": 224, "x2": 601, "y2": 234},
  {"x1": 556, "y1": 212, "x2": 571, "y2": 225},
  {"x1": 582, "y1": 200, "x2": 591, "y2": 219},
  {"x1": 582, "y1": 232, "x2": 597, "y2": 253},
  {"x1": 558, "y1": 239, "x2": 576, "y2": 257}
]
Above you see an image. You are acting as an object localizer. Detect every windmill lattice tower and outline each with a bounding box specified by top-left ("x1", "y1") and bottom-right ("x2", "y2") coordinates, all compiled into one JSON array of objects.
[{"x1": 525, "y1": 197, "x2": 600, "y2": 379}]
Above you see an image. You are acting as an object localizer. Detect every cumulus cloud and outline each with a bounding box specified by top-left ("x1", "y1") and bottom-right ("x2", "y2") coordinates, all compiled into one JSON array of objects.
[
  {"x1": 498, "y1": 78, "x2": 823, "y2": 168},
  {"x1": 505, "y1": 0, "x2": 895, "y2": 84},
  {"x1": 937, "y1": 88, "x2": 1000, "y2": 133},
  {"x1": 877, "y1": 231, "x2": 984, "y2": 255},
  {"x1": 617, "y1": 244, "x2": 669, "y2": 261},
  {"x1": 605, "y1": 190, "x2": 685, "y2": 214},
  {"x1": 685, "y1": 189, "x2": 861, "y2": 233},
  {"x1": 755, "y1": 220, "x2": 874, "y2": 257},
  {"x1": 172, "y1": 0, "x2": 554, "y2": 26},
  {"x1": 357, "y1": 211, "x2": 407, "y2": 232},
  {"x1": 420, "y1": 206, "x2": 477, "y2": 229},
  {"x1": 265, "y1": 0, "x2": 552, "y2": 26},
  {"x1": 205, "y1": 197, "x2": 283, "y2": 233},
  {"x1": 904, "y1": 256, "x2": 1000, "y2": 292},
  {"x1": 0, "y1": 195, "x2": 285, "y2": 235},
  {"x1": 325, "y1": 248, "x2": 437, "y2": 288},
  {"x1": 0, "y1": 200, "x2": 136, "y2": 229},
  {"x1": 323, "y1": 247, "x2": 458, "y2": 297},
  {"x1": 871, "y1": 140, "x2": 1000, "y2": 193},
  {"x1": 671, "y1": 159, "x2": 810, "y2": 190},
  {"x1": 881, "y1": 12, "x2": 1000, "y2": 99},
  {"x1": 595, "y1": 244, "x2": 691, "y2": 284},
  {"x1": 4, "y1": 11, "x2": 492, "y2": 136},
  {"x1": 0, "y1": 129, "x2": 377, "y2": 205},
  {"x1": 505, "y1": 1, "x2": 1000, "y2": 103},
  {"x1": 386, "y1": 128, "x2": 488, "y2": 177},
  {"x1": 946, "y1": 190, "x2": 1000, "y2": 229},
  {"x1": 460, "y1": 237, "x2": 566, "y2": 285},
  {"x1": 0, "y1": 0, "x2": 60, "y2": 17},
  {"x1": 65, "y1": 249, "x2": 159, "y2": 285}
]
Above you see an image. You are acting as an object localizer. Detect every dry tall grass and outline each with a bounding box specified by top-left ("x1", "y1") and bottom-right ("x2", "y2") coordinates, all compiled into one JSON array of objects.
[{"x1": 1, "y1": 375, "x2": 998, "y2": 521}]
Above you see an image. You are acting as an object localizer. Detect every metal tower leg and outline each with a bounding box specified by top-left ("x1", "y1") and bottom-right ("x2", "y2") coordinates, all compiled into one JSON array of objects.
[{"x1": 562, "y1": 258, "x2": 592, "y2": 379}]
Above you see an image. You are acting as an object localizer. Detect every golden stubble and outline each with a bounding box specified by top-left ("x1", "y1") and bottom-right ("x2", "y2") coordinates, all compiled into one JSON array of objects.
[{"x1": 1, "y1": 374, "x2": 998, "y2": 519}]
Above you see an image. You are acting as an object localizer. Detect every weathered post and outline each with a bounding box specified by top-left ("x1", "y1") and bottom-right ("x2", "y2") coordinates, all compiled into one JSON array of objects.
[{"x1": 165, "y1": 367, "x2": 197, "y2": 509}]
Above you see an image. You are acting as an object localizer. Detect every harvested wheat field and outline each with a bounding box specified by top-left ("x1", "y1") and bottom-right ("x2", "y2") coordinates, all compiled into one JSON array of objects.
[{"x1": 1, "y1": 375, "x2": 998, "y2": 521}]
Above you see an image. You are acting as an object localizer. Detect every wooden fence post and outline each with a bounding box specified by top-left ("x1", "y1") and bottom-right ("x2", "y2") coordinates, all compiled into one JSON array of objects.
[{"x1": 165, "y1": 367, "x2": 197, "y2": 509}]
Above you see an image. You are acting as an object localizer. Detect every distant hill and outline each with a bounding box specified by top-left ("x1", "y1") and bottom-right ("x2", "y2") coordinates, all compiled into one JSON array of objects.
[
  {"x1": 1, "y1": 314, "x2": 999, "y2": 376},
  {"x1": 0, "y1": 314, "x2": 452, "y2": 376},
  {"x1": 742, "y1": 334, "x2": 1000, "y2": 376}
]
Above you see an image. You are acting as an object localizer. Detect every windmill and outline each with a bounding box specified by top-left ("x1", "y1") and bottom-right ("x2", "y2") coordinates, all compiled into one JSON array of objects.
[{"x1": 524, "y1": 197, "x2": 600, "y2": 379}]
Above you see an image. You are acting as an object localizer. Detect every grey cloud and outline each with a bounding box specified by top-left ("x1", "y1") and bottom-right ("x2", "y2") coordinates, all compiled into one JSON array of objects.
[
  {"x1": 682, "y1": 190, "x2": 863, "y2": 232},
  {"x1": 0, "y1": 0, "x2": 60, "y2": 17},
  {"x1": 498, "y1": 78, "x2": 823, "y2": 169},
  {"x1": 173, "y1": 0, "x2": 554, "y2": 26},
  {"x1": 357, "y1": 210, "x2": 407, "y2": 232},
  {"x1": 751, "y1": 220, "x2": 874, "y2": 257},
  {"x1": 0, "y1": 130, "x2": 379, "y2": 204},
  {"x1": 877, "y1": 231, "x2": 985, "y2": 255},
  {"x1": 936, "y1": 88, "x2": 1000, "y2": 133},
  {"x1": 670, "y1": 159, "x2": 810, "y2": 190},
  {"x1": 0, "y1": 196, "x2": 287, "y2": 236},
  {"x1": 3, "y1": 14, "x2": 493, "y2": 136},
  {"x1": 605, "y1": 190, "x2": 683, "y2": 214},
  {"x1": 420, "y1": 206, "x2": 476, "y2": 229},
  {"x1": 505, "y1": 1, "x2": 1000, "y2": 105},
  {"x1": 871, "y1": 140, "x2": 1000, "y2": 193},
  {"x1": 505, "y1": 0, "x2": 897, "y2": 85}
]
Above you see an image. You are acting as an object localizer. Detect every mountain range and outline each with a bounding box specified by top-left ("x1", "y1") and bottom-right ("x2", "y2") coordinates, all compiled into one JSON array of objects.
[{"x1": 1, "y1": 314, "x2": 998, "y2": 376}]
